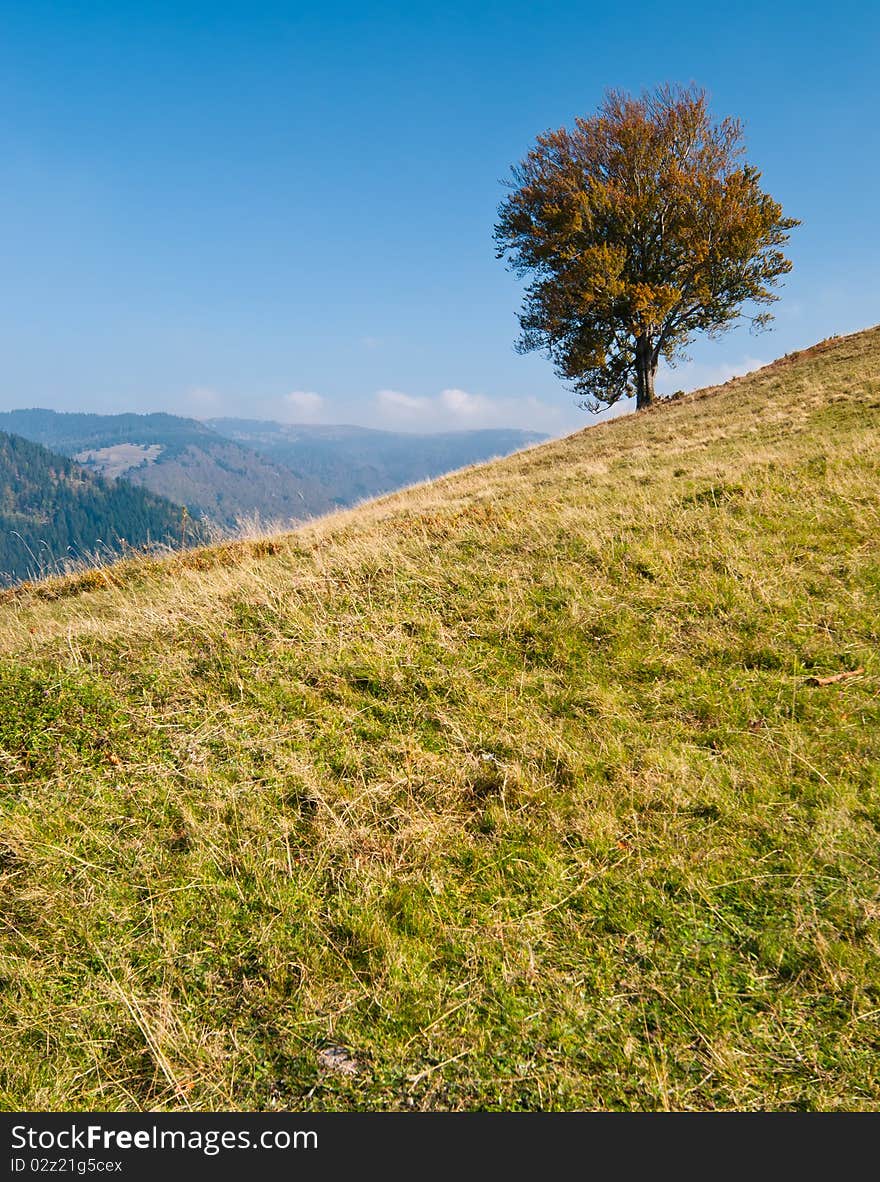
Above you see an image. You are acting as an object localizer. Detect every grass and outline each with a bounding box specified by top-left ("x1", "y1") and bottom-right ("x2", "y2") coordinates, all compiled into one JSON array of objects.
[{"x1": 1, "y1": 326, "x2": 879, "y2": 1111}]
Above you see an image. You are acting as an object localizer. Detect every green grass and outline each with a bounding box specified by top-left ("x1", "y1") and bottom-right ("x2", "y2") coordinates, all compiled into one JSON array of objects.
[{"x1": 1, "y1": 328, "x2": 879, "y2": 1110}]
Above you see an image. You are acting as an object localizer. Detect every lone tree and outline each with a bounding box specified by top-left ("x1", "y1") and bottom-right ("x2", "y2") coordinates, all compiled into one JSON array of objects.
[{"x1": 494, "y1": 85, "x2": 798, "y2": 410}]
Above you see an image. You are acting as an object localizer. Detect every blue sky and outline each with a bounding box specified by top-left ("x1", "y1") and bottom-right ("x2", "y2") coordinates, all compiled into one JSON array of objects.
[{"x1": 0, "y1": 0, "x2": 877, "y2": 435}]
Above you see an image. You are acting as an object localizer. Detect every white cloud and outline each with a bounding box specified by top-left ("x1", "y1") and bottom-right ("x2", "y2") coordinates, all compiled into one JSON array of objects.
[
  {"x1": 439, "y1": 388, "x2": 492, "y2": 418},
  {"x1": 373, "y1": 386, "x2": 567, "y2": 433},
  {"x1": 284, "y1": 390, "x2": 324, "y2": 419},
  {"x1": 376, "y1": 388, "x2": 428, "y2": 413}
]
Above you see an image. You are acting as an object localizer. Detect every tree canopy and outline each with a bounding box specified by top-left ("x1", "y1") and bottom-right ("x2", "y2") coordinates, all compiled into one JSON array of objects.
[{"x1": 494, "y1": 85, "x2": 799, "y2": 410}]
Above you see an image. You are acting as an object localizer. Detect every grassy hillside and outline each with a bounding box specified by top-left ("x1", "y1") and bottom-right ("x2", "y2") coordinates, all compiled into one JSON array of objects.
[{"x1": 1, "y1": 328, "x2": 878, "y2": 1111}]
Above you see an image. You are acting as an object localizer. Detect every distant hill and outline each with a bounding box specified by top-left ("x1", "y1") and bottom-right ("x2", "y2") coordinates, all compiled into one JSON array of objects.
[
  {"x1": 206, "y1": 419, "x2": 548, "y2": 505},
  {"x1": 0, "y1": 410, "x2": 331, "y2": 528},
  {"x1": 0, "y1": 430, "x2": 188, "y2": 583},
  {"x1": 0, "y1": 409, "x2": 215, "y2": 455}
]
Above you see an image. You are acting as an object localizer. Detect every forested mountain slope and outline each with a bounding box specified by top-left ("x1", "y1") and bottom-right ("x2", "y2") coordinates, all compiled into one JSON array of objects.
[{"x1": 0, "y1": 430, "x2": 188, "y2": 583}]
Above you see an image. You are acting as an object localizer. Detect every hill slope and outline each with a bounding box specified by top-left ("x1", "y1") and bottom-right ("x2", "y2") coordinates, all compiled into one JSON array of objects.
[
  {"x1": 1, "y1": 328, "x2": 879, "y2": 1111},
  {"x1": 0, "y1": 430, "x2": 190, "y2": 584}
]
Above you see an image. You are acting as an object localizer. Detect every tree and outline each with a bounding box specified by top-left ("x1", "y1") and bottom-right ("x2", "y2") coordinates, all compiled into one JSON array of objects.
[{"x1": 494, "y1": 85, "x2": 799, "y2": 410}]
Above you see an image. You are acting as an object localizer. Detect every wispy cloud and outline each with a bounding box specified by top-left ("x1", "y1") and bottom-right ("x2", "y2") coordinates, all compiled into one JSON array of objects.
[
  {"x1": 439, "y1": 388, "x2": 492, "y2": 418},
  {"x1": 373, "y1": 386, "x2": 566, "y2": 432},
  {"x1": 376, "y1": 388, "x2": 428, "y2": 414},
  {"x1": 284, "y1": 390, "x2": 324, "y2": 419}
]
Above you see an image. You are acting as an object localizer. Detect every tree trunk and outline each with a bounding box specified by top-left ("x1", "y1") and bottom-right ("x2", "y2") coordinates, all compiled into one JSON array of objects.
[{"x1": 635, "y1": 335, "x2": 657, "y2": 410}]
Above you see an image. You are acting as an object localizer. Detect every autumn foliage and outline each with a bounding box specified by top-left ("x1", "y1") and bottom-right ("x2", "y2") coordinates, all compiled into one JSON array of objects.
[{"x1": 495, "y1": 86, "x2": 799, "y2": 409}]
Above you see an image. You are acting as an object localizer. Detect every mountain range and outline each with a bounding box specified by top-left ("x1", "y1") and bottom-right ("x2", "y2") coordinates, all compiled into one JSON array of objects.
[{"x1": 0, "y1": 409, "x2": 546, "y2": 528}]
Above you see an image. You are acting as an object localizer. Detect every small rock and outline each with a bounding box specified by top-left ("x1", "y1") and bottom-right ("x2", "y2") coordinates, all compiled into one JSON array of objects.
[{"x1": 318, "y1": 1045, "x2": 359, "y2": 1076}]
